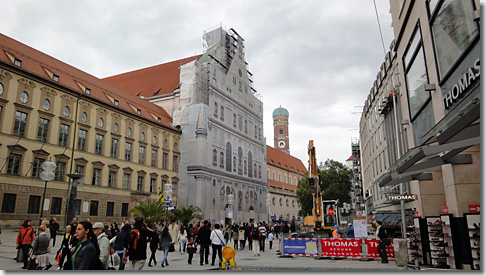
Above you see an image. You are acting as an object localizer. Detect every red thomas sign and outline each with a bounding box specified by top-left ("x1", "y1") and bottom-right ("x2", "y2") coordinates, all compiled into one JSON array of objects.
[
  {"x1": 320, "y1": 239, "x2": 362, "y2": 257},
  {"x1": 365, "y1": 239, "x2": 395, "y2": 258}
]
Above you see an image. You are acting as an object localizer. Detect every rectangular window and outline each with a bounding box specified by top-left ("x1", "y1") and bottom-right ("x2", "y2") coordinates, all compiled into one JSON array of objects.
[
  {"x1": 32, "y1": 158, "x2": 45, "y2": 178},
  {"x1": 404, "y1": 27, "x2": 429, "y2": 120},
  {"x1": 27, "y1": 195, "x2": 41, "y2": 214},
  {"x1": 37, "y1": 118, "x2": 50, "y2": 142},
  {"x1": 54, "y1": 162, "x2": 66, "y2": 181},
  {"x1": 7, "y1": 153, "x2": 22, "y2": 175},
  {"x1": 108, "y1": 171, "x2": 117, "y2": 188},
  {"x1": 75, "y1": 165, "x2": 85, "y2": 176},
  {"x1": 59, "y1": 124, "x2": 70, "y2": 147},
  {"x1": 150, "y1": 178, "x2": 156, "y2": 193},
  {"x1": 121, "y1": 203, "x2": 129, "y2": 217},
  {"x1": 89, "y1": 200, "x2": 99, "y2": 216},
  {"x1": 74, "y1": 199, "x2": 81, "y2": 216},
  {"x1": 139, "y1": 146, "x2": 145, "y2": 164},
  {"x1": 173, "y1": 155, "x2": 179, "y2": 171},
  {"x1": 162, "y1": 153, "x2": 168, "y2": 169},
  {"x1": 1, "y1": 193, "x2": 16, "y2": 213},
  {"x1": 125, "y1": 142, "x2": 132, "y2": 161},
  {"x1": 123, "y1": 173, "x2": 130, "y2": 190},
  {"x1": 106, "y1": 202, "x2": 115, "y2": 217},
  {"x1": 279, "y1": 127, "x2": 283, "y2": 135},
  {"x1": 50, "y1": 197, "x2": 62, "y2": 214},
  {"x1": 431, "y1": 0, "x2": 478, "y2": 79},
  {"x1": 151, "y1": 150, "x2": 157, "y2": 167},
  {"x1": 13, "y1": 111, "x2": 27, "y2": 137},
  {"x1": 111, "y1": 138, "x2": 119, "y2": 158},
  {"x1": 92, "y1": 168, "x2": 101, "y2": 186},
  {"x1": 78, "y1": 129, "x2": 87, "y2": 151},
  {"x1": 95, "y1": 134, "x2": 104, "y2": 155},
  {"x1": 137, "y1": 176, "x2": 144, "y2": 191}
]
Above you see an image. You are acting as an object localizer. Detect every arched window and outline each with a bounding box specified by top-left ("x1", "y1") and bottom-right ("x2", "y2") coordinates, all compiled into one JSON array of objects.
[
  {"x1": 233, "y1": 114, "x2": 237, "y2": 128},
  {"x1": 279, "y1": 173, "x2": 281, "y2": 182},
  {"x1": 286, "y1": 199, "x2": 289, "y2": 207},
  {"x1": 238, "y1": 147, "x2": 242, "y2": 175},
  {"x1": 273, "y1": 172, "x2": 276, "y2": 180},
  {"x1": 238, "y1": 191, "x2": 243, "y2": 211},
  {"x1": 285, "y1": 175, "x2": 288, "y2": 183},
  {"x1": 233, "y1": 156, "x2": 236, "y2": 172},
  {"x1": 267, "y1": 170, "x2": 269, "y2": 179},
  {"x1": 226, "y1": 142, "x2": 232, "y2": 172},
  {"x1": 244, "y1": 120, "x2": 247, "y2": 134},
  {"x1": 214, "y1": 102, "x2": 218, "y2": 118},
  {"x1": 247, "y1": 151, "x2": 253, "y2": 177},
  {"x1": 253, "y1": 164, "x2": 257, "y2": 178},
  {"x1": 272, "y1": 197, "x2": 276, "y2": 205},
  {"x1": 174, "y1": 142, "x2": 178, "y2": 151},
  {"x1": 212, "y1": 149, "x2": 217, "y2": 166},
  {"x1": 220, "y1": 106, "x2": 224, "y2": 121},
  {"x1": 279, "y1": 198, "x2": 283, "y2": 206},
  {"x1": 244, "y1": 160, "x2": 247, "y2": 175},
  {"x1": 220, "y1": 151, "x2": 224, "y2": 168},
  {"x1": 259, "y1": 165, "x2": 262, "y2": 179}
]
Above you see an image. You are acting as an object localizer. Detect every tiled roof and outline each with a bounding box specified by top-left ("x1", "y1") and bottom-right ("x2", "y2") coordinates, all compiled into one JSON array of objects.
[
  {"x1": 266, "y1": 145, "x2": 307, "y2": 176},
  {"x1": 0, "y1": 33, "x2": 175, "y2": 129},
  {"x1": 268, "y1": 179, "x2": 297, "y2": 192},
  {"x1": 346, "y1": 155, "x2": 353, "y2": 161},
  {"x1": 103, "y1": 55, "x2": 202, "y2": 98}
]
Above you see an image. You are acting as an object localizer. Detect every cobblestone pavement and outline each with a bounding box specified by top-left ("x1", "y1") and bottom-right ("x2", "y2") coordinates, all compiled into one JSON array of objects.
[{"x1": 0, "y1": 229, "x2": 406, "y2": 271}]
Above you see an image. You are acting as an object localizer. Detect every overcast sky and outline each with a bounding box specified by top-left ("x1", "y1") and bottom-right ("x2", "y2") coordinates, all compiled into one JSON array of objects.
[{"x1": 2, "y1": 0, "x2": 394, "y2": 165}]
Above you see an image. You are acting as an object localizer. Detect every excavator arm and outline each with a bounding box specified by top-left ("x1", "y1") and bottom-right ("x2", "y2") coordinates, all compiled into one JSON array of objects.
[{"x1": 308, "y1": 140, "x2": 323, "y2": 231}]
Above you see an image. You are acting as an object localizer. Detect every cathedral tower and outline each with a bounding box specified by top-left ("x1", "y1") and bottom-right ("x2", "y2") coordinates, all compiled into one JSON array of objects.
[{"x1": 273, "y1": 106, "x2": 290, "y2": 154}]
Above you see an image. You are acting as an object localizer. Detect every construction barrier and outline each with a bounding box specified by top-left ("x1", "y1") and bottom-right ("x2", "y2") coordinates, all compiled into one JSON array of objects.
[
  {"x1": 282, "y1": 238, "x2": 319, "y2": 256},
  {"x1": 282, "y1": 238, "x2": 395, "y2": 259}
]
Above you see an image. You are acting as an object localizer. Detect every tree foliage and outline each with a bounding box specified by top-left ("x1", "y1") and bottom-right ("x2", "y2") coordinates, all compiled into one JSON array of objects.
[
  {"x1": 130, "y1": 199, "x2": 166, "y2": 226},
  {"x1": 319, "y1": 159, "x2": 353, "y2": 206},
  {"x1": 296, "y1": 159, "x2": 352, "y2": 216},
  {"x1": 170, "y1": 205, "x2": 204, "y2": 226}
]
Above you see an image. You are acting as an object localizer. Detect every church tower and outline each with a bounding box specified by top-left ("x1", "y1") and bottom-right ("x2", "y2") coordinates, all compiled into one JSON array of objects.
[{"x1": 273, "y1": 106, "x2": 290, "y2": 154}]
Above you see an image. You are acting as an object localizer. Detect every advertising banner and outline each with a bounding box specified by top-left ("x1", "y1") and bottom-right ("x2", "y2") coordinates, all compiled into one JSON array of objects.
[
  {"x1": 282, "y1": 238, "x2": 318, "y2": 256},
  {"x1": 365, "y1": 239, "x2": 395, "y2": 258},
  {"x1": 320, "y1": 239, "x2": 362, "y2": 257}
]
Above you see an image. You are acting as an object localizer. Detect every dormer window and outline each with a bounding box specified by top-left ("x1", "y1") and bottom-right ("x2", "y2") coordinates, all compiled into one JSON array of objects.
[
  {"x1": 14, "y1": 59, "x2": 22, "y2": 67},
  {"x1": 137, "y1": 109, "x2": 141, "y2": 115},
  {"x1": 157, "y1": 118, "x2": 161, "y2": 123},
  {"x1": 53, "y1": 75, "x2": 59, "y2": 82},
  {"x1": 85, "y1": 88, "x2": 91, "y2": 95},
  {"x1": 114, "y1": 100, "x2": 119, "y2": 106}
]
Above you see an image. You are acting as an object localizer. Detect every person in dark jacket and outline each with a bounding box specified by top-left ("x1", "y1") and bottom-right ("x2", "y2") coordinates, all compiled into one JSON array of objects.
[
  {"x1": 122, "y1": 217, "x2": 156, "y2": 270},
  {"x1": 376, "y1": 221, "x2": 388, "y2": 263},
  {"x1": 58, "y1": 225, "x2": 73, "y2": 270},
  {"x1": 159, "y1": 227, "x2": 172, "y2": 267},
  {"x1": 110, "y1": 222, "x2": 119, "y2": 238},
  {"x1": 49, "y1": 218, "x2": 60, "y2": 247},
  {"x1": 346, "y1": 223, "x2": 355, "y2": 238},
  {"x1": 112, "y1": 224, "x2": 130, "y2": 270},
  {"x1": 195, "y1": 220, "x2": 211, "y2": 266},
  {"x1": 148, "y1": 225, "x2": 160, "y2": 267},
  {"x1": 245, "y1": 223, "x2": 252, "y2": 251},
  {"x1": 72, "y1": 221, "x2": 100, "y2": 270}
]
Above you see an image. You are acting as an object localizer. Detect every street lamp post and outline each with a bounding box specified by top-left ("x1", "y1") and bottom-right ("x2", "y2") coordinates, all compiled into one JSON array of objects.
[
  {"x1": 66, "y1": 173, "x2": 84, "y2": 226},
  {"x1": 266, "y1": 197, "x2": 271, "y2": 223},
  {"x1": 164, "y1": 183, "x2": 173, "y2": 228},
  {"x1": 39, "y1": 160, "x2": 56, "y2": 226}
]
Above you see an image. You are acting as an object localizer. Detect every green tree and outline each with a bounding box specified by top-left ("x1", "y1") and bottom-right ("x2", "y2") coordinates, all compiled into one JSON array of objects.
[
  {"x1": 130, "y1": 199, "x2": 166, "y2": 226},
  {"x1": 318, "y1": 159, "x2": 352, "y2": 205},
  {"x1": 296, "y1": 173, "x2": 313, "y2": 217},
  {"x1": 170, "y1": 205, "x2": 204, "y2": 226}
]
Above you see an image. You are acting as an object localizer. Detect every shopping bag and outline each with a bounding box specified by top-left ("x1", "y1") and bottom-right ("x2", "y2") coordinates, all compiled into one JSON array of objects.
[
  {"x1": 55, "y1": 249, "x2": 61, "y2": 264},
  {"x1": 169, "y1": 243, "x2": 175, "y2": 252},
  {"x1": 26, "y1": 255, "x2": 38, "y2": 270},
  {"x1": 16, "y1": 248, "x2": 24, "y2": 263}
]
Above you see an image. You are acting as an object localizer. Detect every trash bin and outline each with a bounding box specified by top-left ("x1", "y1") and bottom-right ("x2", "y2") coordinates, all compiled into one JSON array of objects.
[{"x1": 393, "y1": 239, "x2": 407, "y2": 267}]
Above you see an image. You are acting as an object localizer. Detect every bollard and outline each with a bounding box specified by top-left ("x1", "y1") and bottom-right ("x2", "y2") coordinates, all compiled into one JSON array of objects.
[{"x1": 393, "y1": 239, "x2": 407, "y2": 267}]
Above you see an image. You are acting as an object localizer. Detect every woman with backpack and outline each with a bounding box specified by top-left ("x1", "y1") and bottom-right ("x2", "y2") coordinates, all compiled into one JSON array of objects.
[
  {"x1": 159, "y1": 227, "x2": 172, "y2": 268},
  {"x1": 71, "y1": 221, "x2": 101, "y2": 270},
  {"x1": 250, "y1": 224, "x2": 262, "y2": 257}
]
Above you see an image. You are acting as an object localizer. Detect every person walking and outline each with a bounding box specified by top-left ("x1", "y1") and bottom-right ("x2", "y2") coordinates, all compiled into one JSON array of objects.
[
  {"x1": 238, "y1": 223, "x2": 246, "y2": 250},
  {"x1": 31, "y1": 224, "x2": 51, "y2": 270},
  {"x1": 232, "y1": 224, "x2": 239, "y2": 250},
  {"x1": 178, "y1": 225, "x2": 187, "y2": 254},
  {"x1": 122, "y1": 217, "x2": 157, "y2": 270},
  {"x1": 210, "y1": 224, "x2": 224, "y2": 266},
  {"x1": 17, "y1": 219, "x2": 35, "y2": 269},
  {"x1": 71, "y1": 221, "x2": 101, "y2": 270},
  {"x1": 147, "y1": 225, "x2": 159, "y2": 267},
  {"x1": 223, "y1": 224, "x2": 230, "y2": 245},
  {"x1": 111, "y1": 223, "x2": 130, "y2": 270},
  {"x1": 186, "y1": 236, "x2": 196, "y2": 265},
  {"x1": 258, "y1": 222, "x2": 267, "y2": 252},
  {"x1": 245, "y1": 223, "x2": 252, "y2": 251},
  {"x1": 93, "y1": 222, "x2": 110, "y2": 270},
  {"x1": 196, "y1": 220, "x2": 211, "y2": 266},
  {"x1": 282, "y1": 221, "x2": 290, "y2": 238},
  {"x1": 346, "y1": 223, "x2": 355, "y2": 238},
  {"x1": 249, "y1": 224, "x2": 262, "y2": 257},
  {"x1": 376, "y1": 221, "x2": 388, "y2": 263},
  {"x1": 57, "y1": 225, "x2": 73, "y2": 270},
  {"x1": 49, "y1": 218, "x2": 59, "y2": 247},
  {"x1": 268, "y1": 231, "x2": 274, "y2": 250},
  {"x1": 110, "y1": 222, "x2": 119, "y2": 238},
  {"x1": 168, "y1": 221, "x2": 179, "y2": 245},
  {"x1": 159, "y1": 226, "x2": 172, "y2": 267}
]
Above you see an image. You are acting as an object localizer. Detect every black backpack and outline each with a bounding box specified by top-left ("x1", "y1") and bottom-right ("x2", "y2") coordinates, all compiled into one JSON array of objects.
[{"x1": 251, "y1": 228, "x2": 260, "y2": 239}]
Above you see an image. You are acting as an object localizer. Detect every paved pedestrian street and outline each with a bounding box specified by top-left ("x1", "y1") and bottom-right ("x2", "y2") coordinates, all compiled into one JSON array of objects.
[{"x1": 0, "y1": 229, "x2": 408, "y2": 272}]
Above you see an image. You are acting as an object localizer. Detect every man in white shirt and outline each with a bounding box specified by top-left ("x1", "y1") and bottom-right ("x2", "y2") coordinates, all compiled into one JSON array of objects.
[
  {"x1": 258, "y1": 222, "x2": 267, "y2": 252},
  {"x1": 93, "y1": 222, "x2": 110, "y2": 269},
  {"x1": 209, "y1": 224, "x2": 224, "y2": 266}
]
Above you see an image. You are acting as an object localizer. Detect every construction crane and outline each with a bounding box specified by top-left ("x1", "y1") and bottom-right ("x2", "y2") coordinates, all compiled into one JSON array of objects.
[{"x1": 308, "y1": 140, "x2": 323, "y2": 231}]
